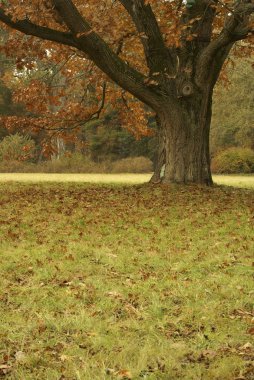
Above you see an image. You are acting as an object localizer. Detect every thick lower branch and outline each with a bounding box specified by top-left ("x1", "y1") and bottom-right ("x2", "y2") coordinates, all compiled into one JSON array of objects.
[
  {"x1": 0, "y1": 9, "x2": 77, "y2": 48},
  {"x1": 52, "y1": 0, "x2": 165, "y2": 109}
]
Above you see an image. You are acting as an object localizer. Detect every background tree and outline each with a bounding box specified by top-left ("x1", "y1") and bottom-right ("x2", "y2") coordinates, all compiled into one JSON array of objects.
[
  {"x1": 0, "y1": 0, "x2": 253, "y2": 184},
  {"x1": 211, "y1": 60, "x2": 254, "y2": 153},
  {"x1": 0, "y1": 46, "x2": 25, "y2": 140}
]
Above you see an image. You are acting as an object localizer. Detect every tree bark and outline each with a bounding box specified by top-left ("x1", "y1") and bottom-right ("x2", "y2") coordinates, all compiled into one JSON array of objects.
[
  {"x1": 152, "y1": 88, "x2": 213, "y2": 185},
  {"x1": 150, "y1": 117, "x2": 165, "y2": 183}
]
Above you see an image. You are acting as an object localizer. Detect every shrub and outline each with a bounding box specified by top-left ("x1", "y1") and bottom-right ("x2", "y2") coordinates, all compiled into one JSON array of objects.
[
  {"x1": 39, "y1": 153, "x2": 112, "y2": 173},
  {"x1": 0, "y1": 153, "x2": 153, "y2": 174},
  {"x1": 0, "y1": 134, "x2": 35, "y2": 162},
  {"x1": 211, "y1": 147, "x2": 254, "y2": 174},
  {"x1": 111, "y1": 156, "x2": 153, "y2": 173},
  {"x1": 0, "y1": 160, "x2": 26, "y2": 172},
  {"x1": 40, "y1": 154, "x2": 152, "y2": 174}
]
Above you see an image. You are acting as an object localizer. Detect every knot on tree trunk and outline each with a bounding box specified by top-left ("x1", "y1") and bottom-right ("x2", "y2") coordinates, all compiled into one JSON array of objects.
[{"x1": 177, "y1": 79, "x2": 194, "y2": 97}]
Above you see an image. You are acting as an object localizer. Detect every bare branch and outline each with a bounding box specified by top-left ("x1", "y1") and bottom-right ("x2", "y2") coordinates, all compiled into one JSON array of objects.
[{"x1": 93, "y1": 82, "x2": 107, "y2": 120}]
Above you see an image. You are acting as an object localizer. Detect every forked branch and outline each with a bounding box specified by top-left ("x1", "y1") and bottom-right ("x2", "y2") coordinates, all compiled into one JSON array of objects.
[
  {"x1": 119, "y1": 0, "x2": 174, "y2": 73},
  {"x1": 195, "y1": 1, "x2": 254, "y2": 87},
  {"x1": 51, "y1": 0, "x2": 165, "y2": 109}
]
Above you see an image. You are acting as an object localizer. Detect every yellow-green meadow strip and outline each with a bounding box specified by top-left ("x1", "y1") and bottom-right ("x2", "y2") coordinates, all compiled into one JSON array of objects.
[
  {"x1": 0, "y1": 173, "x2": 151, "y2": 184},
  {"x1": 0, "y1": 173, "x2": 253, "y2": 188},
  {"x1": 213, "y1": 174, "x2": 254, "y2": 189}
]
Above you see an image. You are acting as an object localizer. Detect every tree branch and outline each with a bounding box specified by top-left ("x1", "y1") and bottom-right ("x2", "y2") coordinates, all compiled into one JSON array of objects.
[
  {"x1": 180, "y1": 0, "x2": 217, "y2": 46},
  {"x1": 119, "y1": 0, "x2": 174, "y2": 73},
  {"x1": 0, "y1": 8, "x2": 78, "y2": 48},
  {"x1": 195, "y1": 1, "x2": 254, "y2": 87},
  {"x1": 51, "y1": 0, "x2": 166, "y2": 110}
]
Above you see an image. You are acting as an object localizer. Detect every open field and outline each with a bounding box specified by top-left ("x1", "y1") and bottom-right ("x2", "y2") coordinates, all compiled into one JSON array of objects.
[
  {"x1": 0, "y1": 182, "x2": 253, "y2": 379},
  {"x1": 0, "y1": 173, "x2": 150, "y2": 185},
  {"x1": 0, "y1": 173, "x2": 254, "y2": 188}
]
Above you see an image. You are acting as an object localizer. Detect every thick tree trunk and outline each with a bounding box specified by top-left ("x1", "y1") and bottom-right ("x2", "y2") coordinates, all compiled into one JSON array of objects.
[{"x1": 151, "y1": 89, "x2": 213, "y2": 185}]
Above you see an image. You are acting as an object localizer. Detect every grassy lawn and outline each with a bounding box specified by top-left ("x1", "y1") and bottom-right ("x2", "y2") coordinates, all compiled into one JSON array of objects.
[
  {"x1": 0, "y1": 181, "x2": 253, "y2": 379},
  {"x1": 0, "y1": 173, "x2": 150, "y2": 185},
  {"x1": 0, "y1": 173, "x2": 254, "y2": 188}
]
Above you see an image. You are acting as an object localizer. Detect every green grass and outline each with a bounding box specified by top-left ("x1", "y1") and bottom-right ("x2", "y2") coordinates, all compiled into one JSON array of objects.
[
  {"x1": 0, "y1": 173, "x2": 253, "y2": 188},
  {"x1": 0, "y1": 182, "x2": 253, "y2": 379}
]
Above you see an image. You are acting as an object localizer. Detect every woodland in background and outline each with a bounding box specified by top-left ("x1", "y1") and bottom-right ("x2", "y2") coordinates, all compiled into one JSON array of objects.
[{"x1": 0, "y1": 54, "x2": 253, "y2": 174}]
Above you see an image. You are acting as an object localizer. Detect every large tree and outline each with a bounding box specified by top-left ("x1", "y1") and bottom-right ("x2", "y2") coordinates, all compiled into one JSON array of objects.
[{"x1": 0, "y1": 0, "x2": 253, "y2": 184}]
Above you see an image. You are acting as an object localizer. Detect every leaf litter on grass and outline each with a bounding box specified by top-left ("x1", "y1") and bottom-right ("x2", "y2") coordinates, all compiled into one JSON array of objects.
[{"x1": 0, "y1": 182, "x2": 253, "y2": 379}]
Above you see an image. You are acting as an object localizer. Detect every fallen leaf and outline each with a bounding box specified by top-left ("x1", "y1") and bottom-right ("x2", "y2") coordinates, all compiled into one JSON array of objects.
[
  {"x1": 239, "y1": 342, "x2": 253, "y2": 350},
  {"x1": 200, "y1": 349, "x2": 217, "y2": 358},
  {"x1": 0, "y1": 364, "x2": 12, "y2": 376},
  {"x1": 15, "y1": 351, "x2": 26, "y2": 363},
  {"x1": 60, "y1": 354, "x2": 70, "y2": 362},
  {"x1": 106, "y1": 368, "x2": 115, "y2": 375},
  {"x1": 247, "y1": 327, "x2": 254, "y2": 335},
  {"x1": 106, "y1": 291, "x2": 123, "y2": 299},
  {"x1": 117, "y1": 369, "x2": 132, "y2": 379},
  {"x1": 0, "y1": 365, "x2": 12, "y2": 370}
]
